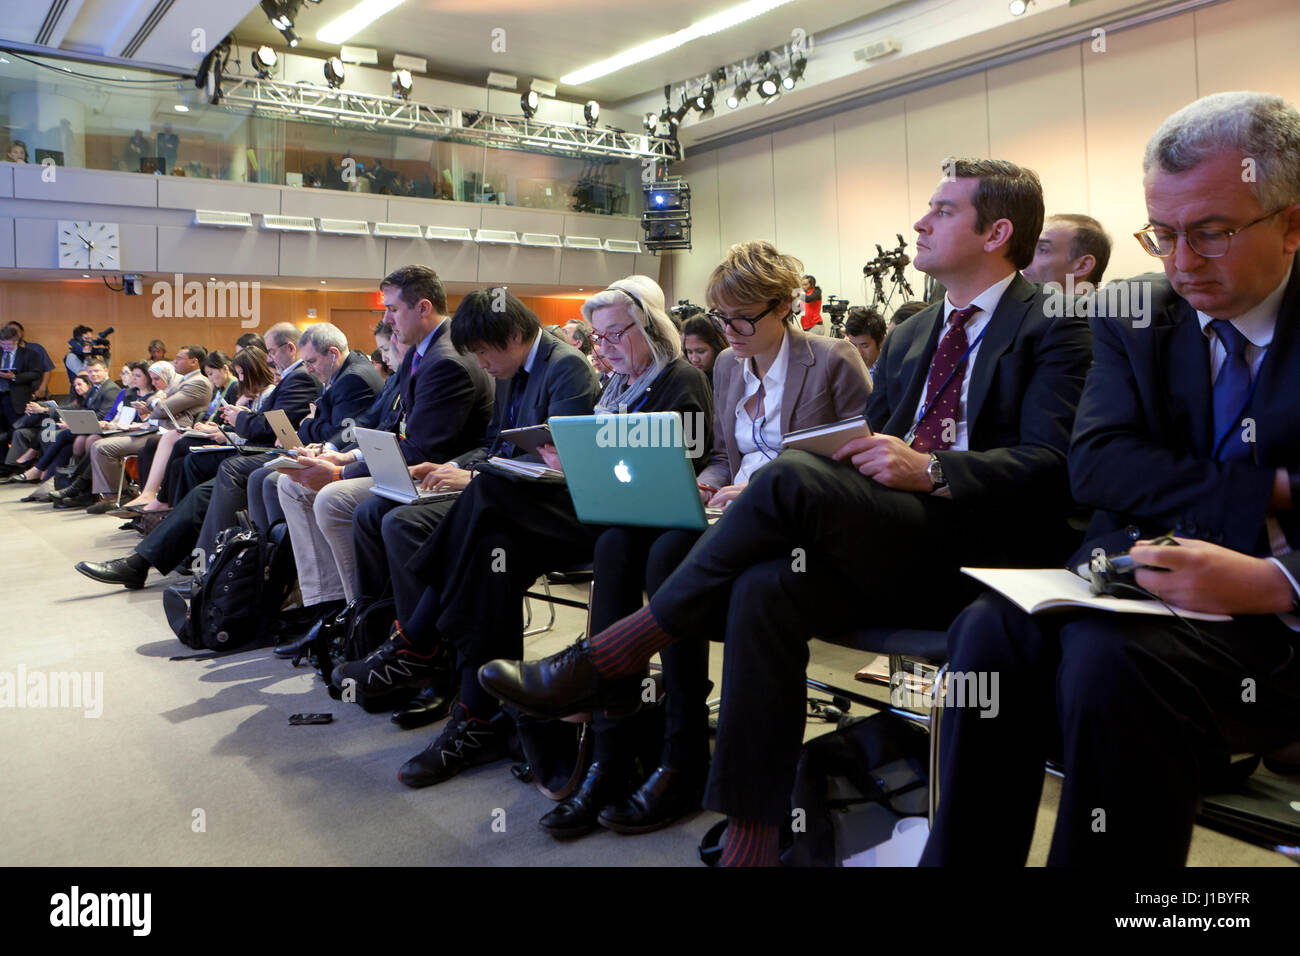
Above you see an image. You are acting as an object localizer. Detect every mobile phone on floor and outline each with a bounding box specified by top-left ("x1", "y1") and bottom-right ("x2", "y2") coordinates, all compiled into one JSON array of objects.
[{"x1": 288, "y1": 713, "x2": 333, "y2": 725}]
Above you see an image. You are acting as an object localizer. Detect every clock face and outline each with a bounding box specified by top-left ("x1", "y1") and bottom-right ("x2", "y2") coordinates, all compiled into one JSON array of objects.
[{"x1": 57, "y1": 220, "x2": 121, "y2": 271}]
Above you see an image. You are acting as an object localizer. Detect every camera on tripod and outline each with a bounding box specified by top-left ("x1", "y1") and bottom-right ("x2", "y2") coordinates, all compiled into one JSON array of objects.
[
  {"x1": 670, "y1": 299, "x2": 704, "y2": 325},
  {"x1": 862, "y1": 235, "x2": 915, "y2": 314},
  {"x1": 824, "y1": 296, "x2": 849, "y2": 337}
]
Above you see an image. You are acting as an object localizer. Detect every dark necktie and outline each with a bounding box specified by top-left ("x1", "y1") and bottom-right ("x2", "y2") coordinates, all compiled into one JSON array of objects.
[
  {"x1": 1209, "y1": 319, "x2": 1253, "y2": 462},
  {"x1": 507, "y1": 367, "x2": 530, "y2": 430},
  {"x1": 912, "y1": 305, "x2": 979, "y2": 453},
  {"x1": 410, "y1": 348, "x2": 423, "y2": 377}
]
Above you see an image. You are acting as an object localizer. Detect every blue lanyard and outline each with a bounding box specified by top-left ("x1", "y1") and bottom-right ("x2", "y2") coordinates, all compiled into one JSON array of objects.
[
  {"x1": 750, "y1": 415, "x2": 779, "y2": 461},
  {"x1": 904, "y1": 321, "x2": 990, "y2": 445},
  {"x1": 1211, "y1": 370, "x2": 1262, "y2": 461}
]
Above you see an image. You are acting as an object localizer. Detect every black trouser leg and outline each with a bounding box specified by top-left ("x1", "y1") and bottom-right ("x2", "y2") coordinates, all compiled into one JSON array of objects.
[{"x1": 136, "y1": 479, "x2": 213, "y2": 574}]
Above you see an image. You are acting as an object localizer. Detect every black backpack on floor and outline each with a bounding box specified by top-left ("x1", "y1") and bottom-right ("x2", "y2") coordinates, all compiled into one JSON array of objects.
[{"x1": 165, "y1": 513, "x2": 297, "y2": 652}]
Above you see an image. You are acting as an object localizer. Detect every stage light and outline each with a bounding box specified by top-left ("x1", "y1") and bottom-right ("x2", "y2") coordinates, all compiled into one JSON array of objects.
[
  {"x1": 727, "y1": 76, "x2": 751, "y2": 108},
  {"x1": 584, "y1": 100, "x2": 600, "y2": 127},
  {"x1": 759, "y1": 72, "x2": 779, "y2": 97},
  {"x1": 693, "y1": 84, "x2": 714, "y2": 112},
  {"x1": 643, "y1": 112, "x2": 658, "y2": 132},
  {"x1": 324, "y1": 56, "x2": 346, "y2": 88},
  {"x1": 392, "y1": 68, "x2": 413, "y2": 98},
  {"x1": 521, "y1": 89, "x2": 540, "y2": 118},
  {"x1": 1009, "y1": 0, "x2": 1029, "y2": 15},
  {"x1": 251, "y1": 45, "x2": 278, "y2": 78}
]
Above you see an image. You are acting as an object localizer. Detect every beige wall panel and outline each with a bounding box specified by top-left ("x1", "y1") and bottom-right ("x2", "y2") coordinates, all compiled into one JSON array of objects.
[
  {"x1": 1195, "y1": 0, "x2": 1300, "y2": 104},
  {"x1": 773, "y1": 115, "x2": 841, "y2": 300},
  {"x1": 1083, "y1": 14, "x2": 1199, "y2": 282}
]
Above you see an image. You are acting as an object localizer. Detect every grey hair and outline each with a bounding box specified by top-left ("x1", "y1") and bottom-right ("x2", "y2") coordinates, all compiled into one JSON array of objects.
[
  {"x1": 1143, "y1": 91, "x2": 1300, "y2": 209},
  {"x1": 580, "y1": 275, "x2": 682, "y2": 367},
  {"x1": 299, "y1": 322, "x2": 348, "y2": 356}
]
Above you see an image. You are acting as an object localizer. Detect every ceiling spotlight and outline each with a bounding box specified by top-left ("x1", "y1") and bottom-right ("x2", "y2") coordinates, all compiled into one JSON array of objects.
[
  {"x1": 324, "y1": 56, "x2": 346, "y2": 88},
  {"x1": 727, "y1": 77, "x2": 751, "y2": 109},
  {"x1": 584, "y1": 100, "x2": 600, "y2": 128},
  {"x1": 643, "y1": 111, "x2": 658, "y2": 133},
  {"x1": 283, "y1": 28, "x2": 300, "y2": 47},
  {"x1": 521, "y1": 89, "x2": 539, "y2": 118},
  {"x1": 693, "y1": 83, "x2": 714, "y2": 112},
  {"x1": 251, "y1": 45, "x2": 278, "y2": 78},
  {"x1": 392, "y1": 68, "x2": 413, "y2": 98},
  {"x1": 758, "y1": 71, "x2": 779, "y2": 98},
  {"x1": 1009, "y1": 0, "x2": 1030, "y2": 14}
]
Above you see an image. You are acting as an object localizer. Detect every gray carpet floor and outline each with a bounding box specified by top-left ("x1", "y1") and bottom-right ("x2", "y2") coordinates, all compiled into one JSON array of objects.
[{"x1": 0, "y1": 481, "x2": 1286, "y2": 866}]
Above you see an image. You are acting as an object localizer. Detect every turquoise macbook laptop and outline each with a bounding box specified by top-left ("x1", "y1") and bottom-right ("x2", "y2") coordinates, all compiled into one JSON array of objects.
[{"x1": 548, "y1": 412, "x2": 721, "y2": 531}]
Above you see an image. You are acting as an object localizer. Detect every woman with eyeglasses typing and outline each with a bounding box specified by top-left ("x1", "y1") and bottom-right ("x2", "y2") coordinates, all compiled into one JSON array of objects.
[
  {"x1": 535, "y1": 241, "x2": 874, "y2": 840},
  {"x1": 341, "y1": 275, "x2": 715, "y2": 790}
]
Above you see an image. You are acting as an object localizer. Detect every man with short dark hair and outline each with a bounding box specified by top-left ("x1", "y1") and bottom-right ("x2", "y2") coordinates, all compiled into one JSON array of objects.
[
  {"x1": 64, "y1": 325, "x2": 96, "y2": 386},
  {"x1": 921, "y1": 91, "x2": 1300, "y2": 868},
  {"x1": 0, "y1": 324, "x2": 46, "y2": 462},
  {"x1": 3, "y1": 321, "x2": 54, "y2": 399},
  {"x1": 480, "y1": 155, "x2": 1093, "y2": 866},
  {"x1": 844, "y1": 306, "x2": 887, "y2": 380},
  {"x1": 1024, "y1": 213, "x2": 1112, "y2": 291},
  {"x1": 798, "y1": 274, "x2": 823, "y2": 335}
]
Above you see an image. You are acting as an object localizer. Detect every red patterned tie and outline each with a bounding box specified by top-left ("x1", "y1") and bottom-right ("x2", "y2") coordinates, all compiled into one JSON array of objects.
[{"x1": 911, "y1": 305, "x2": 979, "y2": 453}]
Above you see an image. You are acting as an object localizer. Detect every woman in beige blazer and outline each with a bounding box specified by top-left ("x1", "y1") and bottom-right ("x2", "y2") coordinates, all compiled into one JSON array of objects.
[{"x1": 538, "y1": 241, "x2": 872, "y2": 841}]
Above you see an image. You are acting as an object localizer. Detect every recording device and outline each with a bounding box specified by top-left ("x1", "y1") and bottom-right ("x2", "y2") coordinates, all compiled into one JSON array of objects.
[
  {"x1": 288, "y1": 713, "x2": 333, "y2": 726},
  {"x1": 824, "y1": 295, "x2": 850, "y2": 338},
  {"x1": 1086, "y1": 534, "x2": 1179, "y2": 596},
  {"x1": 862, "y1": 235, "x2": 915, "y2": 313},
  {"x1": 68, "y1": 327, "x2": 114, "y2": 360},
  {"x1": 670, "y1": 299, "x2": 704, "y2": 324}
]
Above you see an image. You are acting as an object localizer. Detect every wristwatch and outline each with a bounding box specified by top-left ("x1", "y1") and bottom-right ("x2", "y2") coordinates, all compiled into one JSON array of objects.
[{"x1": 927, "y1": 453, "x2": 947, "y2": 490}]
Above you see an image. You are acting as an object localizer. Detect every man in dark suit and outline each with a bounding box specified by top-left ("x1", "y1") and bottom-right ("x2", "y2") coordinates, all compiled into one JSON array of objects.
[
  {"x1": 0, "y1": 324, "x2": 45, "y2": 457},
  {"x1": 3, "y1": 356, "x2": 121, "y2": 472},
  {"x1": 479, "y1": 157, "x2": 1093, "y2": 865},
  {"x1": 349, "y1": 288, "x2": 601, "y2": 632},
  {"x1": 270, "y1": 265, "x2": 495, "y2": 617},
  {"x1": 920, "y1": 91, "x2": 1300, "y2": 867}
]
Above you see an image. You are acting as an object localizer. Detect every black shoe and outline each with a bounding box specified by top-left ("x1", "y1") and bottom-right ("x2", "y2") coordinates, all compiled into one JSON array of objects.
[
  {"x1": 539, "y1": 761, "x2": 634, "y2": 839},
  {"x1": 598, "y1": 765, "x2": 705, "y2": 834},
  {"x1": 477, "y1": 640, "x2": 642, "y2": 719},
  {"x1": 86, "y1": 498, "x2": 120, "y2": 515},
  {"x1": 54, "y1": 492, "x2": 98, "y2": 510},
  {"x1": 21, "y1": 488, "x2": 53, "y2": 503},
  {"x1": 74, "y1": 556, "x2": 148, "y2": 590},
  {"x1": 332, "y1": 628, "x2": 446, "y2": 699},
  {"x1": 274, "y1": 600, "x2": 347, "y2": 659},
  {"x1": 397, "y1": 710, "x2": 511, "y2": 788},
  {"x1": 391, "y1": 685, "x2": 459, "y2": 730}
]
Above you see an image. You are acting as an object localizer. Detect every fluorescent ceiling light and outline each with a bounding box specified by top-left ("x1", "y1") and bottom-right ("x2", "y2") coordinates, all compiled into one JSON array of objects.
[
  {"x1": 561, "y1": 0, "x2": 796, "y2": 86},
  {"x1": 318, "y1": 0, "x2": 407, "y2": 45}
]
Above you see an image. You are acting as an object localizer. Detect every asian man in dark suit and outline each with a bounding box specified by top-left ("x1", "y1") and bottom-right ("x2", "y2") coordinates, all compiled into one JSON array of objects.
[
  {"x1": 479, "y1": 157, "x2": 1093, "y2": 866},
  {"x1": 920, "y1": 91, "x2": 1300, "y2": 867}
]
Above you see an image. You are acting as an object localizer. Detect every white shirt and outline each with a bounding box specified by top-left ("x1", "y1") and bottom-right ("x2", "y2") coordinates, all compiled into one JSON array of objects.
[
  {"x1": 909, "y1": 271, "x2": 1017, "y2": 452},
  {"x1": 1195, "y1": 266, "x2": 1300, "y2": 624},
  {"x1": 733, "y1": 328, "x2": 791, "y2": 484},
  {"x1": 521, "y1": 331, "x2": 542, "y2": 374}
]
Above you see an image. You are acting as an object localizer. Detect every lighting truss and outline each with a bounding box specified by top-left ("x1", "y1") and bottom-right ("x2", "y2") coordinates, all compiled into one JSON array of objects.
[{"x1": 214, "y1": 75, "x2": 675, "y2": 162}]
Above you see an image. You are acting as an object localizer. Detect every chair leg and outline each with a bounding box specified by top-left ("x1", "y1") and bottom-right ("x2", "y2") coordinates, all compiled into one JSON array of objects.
[
  {"x1": 928, "y1": 662, "x2": 949, "y2": 827},
  {"x1": 523, "y1": 575, "x2": 557, "y2": 636}
]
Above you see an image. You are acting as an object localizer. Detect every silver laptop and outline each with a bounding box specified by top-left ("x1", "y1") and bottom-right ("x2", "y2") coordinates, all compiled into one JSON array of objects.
[
  {"x1": 59, "y1": 409, "x2": 104, "y2": 435},
  {"x1": 355, "y1": 427, "x2": 461, "y2": 506},
  {"x1": 265, "y1": 408, "x2": 304, "y2": 449}
]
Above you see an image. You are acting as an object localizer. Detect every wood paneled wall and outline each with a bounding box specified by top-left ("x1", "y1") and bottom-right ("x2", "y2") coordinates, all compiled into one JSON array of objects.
[{"x1": 0, "y1": 280, "x2": 589, "y2": 387}]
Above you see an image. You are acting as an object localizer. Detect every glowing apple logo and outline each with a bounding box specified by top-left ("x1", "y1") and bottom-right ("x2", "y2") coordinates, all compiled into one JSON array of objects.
[{"x1": 614, "y1": 459, "x2": 632, "y2": 483}]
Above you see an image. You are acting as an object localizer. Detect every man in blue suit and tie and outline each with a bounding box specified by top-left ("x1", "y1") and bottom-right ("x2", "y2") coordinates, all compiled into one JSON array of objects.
[{"x1": 922, "y1": 91, "x2": 1300, "y2": 866}]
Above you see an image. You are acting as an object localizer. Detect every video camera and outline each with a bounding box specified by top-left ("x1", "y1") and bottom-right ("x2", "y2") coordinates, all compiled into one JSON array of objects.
[
  {"x1": 824, "y1": 296, "x2": 850, "y2": 337},
  {"x1": 68, "y1": 327, "x2": 114, "y2": 361},
  {"x1": 863, "y1": 234, "x2": 911, "y2": 279}
]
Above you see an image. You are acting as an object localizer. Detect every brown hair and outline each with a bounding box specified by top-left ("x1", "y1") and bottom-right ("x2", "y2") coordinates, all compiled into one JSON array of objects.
[
  {"x1": 231, "y1": 347, "x2": 276, "y2": 399},
  {"x1": 944, "y1": 157, "x2": 1044, "y2": 270},
  {"x1": 1046, "y1": 213, "x2": 1111, "y2": 285},
  {"x1": 706, "y1": 241, "x2": 803, "y2": 325}
]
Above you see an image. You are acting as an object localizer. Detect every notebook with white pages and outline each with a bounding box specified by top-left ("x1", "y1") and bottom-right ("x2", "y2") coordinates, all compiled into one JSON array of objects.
[{"x1": 960, "y1": 567, "x2": 1231, "y2": 622}]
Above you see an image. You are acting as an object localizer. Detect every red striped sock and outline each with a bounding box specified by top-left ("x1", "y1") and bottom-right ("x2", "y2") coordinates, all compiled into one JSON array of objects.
[
  {"x1": 719, "y1": 818, "x2": 781, "y2": 867},
  {"x1": 588, "y1": 605, "x2": 674, "y2": 679}
]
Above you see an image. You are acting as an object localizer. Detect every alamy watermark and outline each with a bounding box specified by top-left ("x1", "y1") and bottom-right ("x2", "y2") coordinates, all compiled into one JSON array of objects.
[
  {"x1": 1042, "y1": 274, "x2": 1153, "y2": 328},
  {"x1": 594, "y1": 410, "x2": 709, "y2": 458},
  {"x1": 0, "y1": 665, "x2": 102, "y2": 718},
  {"x1": 152, "y1": 273, "x2": 261, "y2": 328},
  {"x1": 891, "y1": 664, "x2": 1000, "y2": 718}
]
